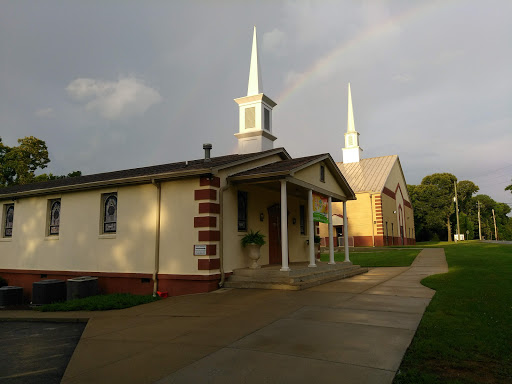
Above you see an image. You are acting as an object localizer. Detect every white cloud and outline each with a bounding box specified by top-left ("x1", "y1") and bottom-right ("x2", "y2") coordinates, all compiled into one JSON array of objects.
[
  {"x1": 35, "y1": 108, "x2": 54, "y2": 117},
  {"x1": 263, "y1": 28, "x2": 287, "y2": 54},
  {"x1": 392, "y1": 73, "x2": 413, "y2": 83},
  {"x1": 66, "y1": 77, "x2": 162, "y2": 120}
]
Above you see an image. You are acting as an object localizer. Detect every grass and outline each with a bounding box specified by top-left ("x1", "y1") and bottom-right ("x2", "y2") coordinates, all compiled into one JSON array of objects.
[
  {"x1": 320, "y1": 248, "x2": 421, "y2": 267},
  {"x1": 36, "y1": 293, "x2": 160, "y2": 312},
  {"x1": 394, "y1": 241, "x2": 512, "y2": 384}
]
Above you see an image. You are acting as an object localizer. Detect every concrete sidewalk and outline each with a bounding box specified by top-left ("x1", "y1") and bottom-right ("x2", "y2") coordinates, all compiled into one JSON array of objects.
[{"x1": 1, "y1": 248, "x2": 448, "y2": 384}]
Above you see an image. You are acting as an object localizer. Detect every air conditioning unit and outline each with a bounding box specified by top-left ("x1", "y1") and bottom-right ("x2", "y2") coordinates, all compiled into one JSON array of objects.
[
  {"x1": 67, "y1": 276, "x2": 99, "y2": 300},
  {"x1": 32, "y1": 279, "x2": 66, "y2": 305},
  {"x1": 0, "y1": 286, "x2": 23, "y2": 306}
]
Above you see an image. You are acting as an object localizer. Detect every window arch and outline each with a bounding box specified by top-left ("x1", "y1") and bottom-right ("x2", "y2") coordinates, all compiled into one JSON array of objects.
[
  {"x1": 49, "y1": 200, "x2": 61, "y2": 235},
  {"x1": 104, "y1": 194, "x2": 117, "y2": 233},
  {"x1": 4, "y1": 204, "x2": 14, "y2": 237}
]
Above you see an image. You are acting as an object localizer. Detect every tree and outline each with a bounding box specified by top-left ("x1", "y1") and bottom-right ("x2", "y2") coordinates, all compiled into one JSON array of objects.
[
  {"x1": 506, "y1": 179, "x2": 512, "y2": 194},
  {"x1": 0, "y1": 136, "x2": 80, "y2": 187},
  {"x1": 457, "y1": 180, "x2": 479, "y2": 213},
  {"x1": 421, "y1": 173, "x2": 458, "y2": 241}
]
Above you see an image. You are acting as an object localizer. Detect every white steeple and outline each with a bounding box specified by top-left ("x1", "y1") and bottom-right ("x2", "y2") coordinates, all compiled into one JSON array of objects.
[
  {"x1": 247, "y1": 26, "x2": 262, "y2": 96},
  {"x1": 234, "y1": 27, "x2": 277, "y2": 154},
  {"x1": 342, "y1": 83, "x2": 363, "y2": 163}
]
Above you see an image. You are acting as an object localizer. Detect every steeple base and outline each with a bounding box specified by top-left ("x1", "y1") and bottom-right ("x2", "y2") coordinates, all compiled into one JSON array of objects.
[
  {"x1": 342, "y1": 147, "x2": 363, "y2": 163},
  {"x1": 235, "y1": 130, "x2": 277, "y2": 154}
]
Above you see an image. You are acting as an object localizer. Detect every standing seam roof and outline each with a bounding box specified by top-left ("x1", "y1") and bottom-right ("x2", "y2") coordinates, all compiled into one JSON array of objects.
[{"x1": 336, "y1": 155, "x2": 397, "y2": 193}]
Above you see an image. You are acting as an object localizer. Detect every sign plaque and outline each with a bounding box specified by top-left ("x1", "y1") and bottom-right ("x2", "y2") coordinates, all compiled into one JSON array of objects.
[{"x1": 194, "y1": 245, "x2": 207, "y2": 256}]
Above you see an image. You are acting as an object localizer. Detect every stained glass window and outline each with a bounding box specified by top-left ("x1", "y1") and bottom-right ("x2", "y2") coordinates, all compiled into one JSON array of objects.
[
  {"x1": 49, "y1": 200, "x2": 61, "y2": 235},
  {"x1": 238, "y1": 191, "x2": 248, "y2": 231},
  {"x1": 4, "y1": 204, "x2": 14, "y2": 237},
  {"x1": 104, "y1": 194, "x2": 117, "y2": 233}
]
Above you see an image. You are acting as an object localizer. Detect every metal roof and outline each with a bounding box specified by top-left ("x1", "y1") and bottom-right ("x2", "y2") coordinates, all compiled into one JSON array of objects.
[{"x1": 336, "y1": 155, "x2": 398, "y2": 193}]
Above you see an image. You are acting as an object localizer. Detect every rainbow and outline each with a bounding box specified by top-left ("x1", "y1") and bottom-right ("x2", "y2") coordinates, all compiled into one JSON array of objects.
[{"x1": 276, "y1": 1, "x2": 454, "y2": 105}]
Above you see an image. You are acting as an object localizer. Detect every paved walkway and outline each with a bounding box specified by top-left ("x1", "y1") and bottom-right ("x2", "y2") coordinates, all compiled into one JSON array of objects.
[{"x1": 0, "y1": 248, "x2": 448, "y2": 384}]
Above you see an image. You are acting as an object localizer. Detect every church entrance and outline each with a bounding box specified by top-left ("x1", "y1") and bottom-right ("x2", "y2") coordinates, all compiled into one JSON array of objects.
[{"x1": 268, "y1": 204, "x2": 284, "y2": 264}]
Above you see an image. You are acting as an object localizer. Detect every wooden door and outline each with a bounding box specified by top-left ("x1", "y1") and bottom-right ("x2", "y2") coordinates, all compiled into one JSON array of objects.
[{"x1": 268, "y1": 204, "x2": 281, "y2": 264}]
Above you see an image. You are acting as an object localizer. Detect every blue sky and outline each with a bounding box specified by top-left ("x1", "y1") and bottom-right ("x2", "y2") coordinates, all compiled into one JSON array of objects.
[{"x1": 1, "y1": 1, "x2": 511, "y2": 207}]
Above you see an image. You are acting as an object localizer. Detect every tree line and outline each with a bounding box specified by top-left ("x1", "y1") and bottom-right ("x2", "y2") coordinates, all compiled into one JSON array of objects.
[
  {"x1": 0, "y1": 136, "x2": 80, "y2": 188},
  {"x1": 409, "y1": 173, "x2": 512, "y2": 242}
]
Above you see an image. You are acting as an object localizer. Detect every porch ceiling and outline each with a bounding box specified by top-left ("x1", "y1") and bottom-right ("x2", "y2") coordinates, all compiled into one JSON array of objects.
[{"x1": 229, "y1": 176, "x2": 345, "y2": 202}]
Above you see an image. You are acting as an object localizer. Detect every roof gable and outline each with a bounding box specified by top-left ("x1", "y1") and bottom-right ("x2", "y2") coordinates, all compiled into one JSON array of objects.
[{"x1": 337, "y1": 155, "x2": 398, "y2": 193}]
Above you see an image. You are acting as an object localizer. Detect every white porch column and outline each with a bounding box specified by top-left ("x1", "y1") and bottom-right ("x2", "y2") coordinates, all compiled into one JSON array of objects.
[
  {"x1": 343, "y1": 200, "x2": 350, "y2": 263},
  {"x1": 328, "y1": 196, "x2": 335, "y2": 265},
  {"x1": 280, "y1": 180, "x2": 290, "y2": 271},
  {"x1": 308, "y1": 189, "x2": 316, "y2": 267}
]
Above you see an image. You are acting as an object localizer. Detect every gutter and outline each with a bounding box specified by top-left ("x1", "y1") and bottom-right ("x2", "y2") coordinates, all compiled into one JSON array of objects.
[{"x1": 151, "y1": 179, "x2": 162, "y2": 296}]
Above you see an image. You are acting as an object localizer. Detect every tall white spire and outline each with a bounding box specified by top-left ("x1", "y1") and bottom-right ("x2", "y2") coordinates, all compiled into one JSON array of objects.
[
  {"x1": 234, "y1": 27, "x2": 277, "y2": 154},
  {"x1": 342, "y1": 83, "x2": 363, "y2": 163},
  {"x1": 347, "y1": 83, "x2": 355, "y2": 132},
  {"x1": 247, "y1": 26, "x2": 262, "y2": 96}
]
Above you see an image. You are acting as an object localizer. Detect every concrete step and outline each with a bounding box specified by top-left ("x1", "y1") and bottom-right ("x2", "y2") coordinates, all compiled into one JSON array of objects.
[
  {"x1": 224, "y1": 265, "x2": 368, "y2": 291},
  {"x1": 228, "y1": 265, "x2": 362, "y2": 284}
]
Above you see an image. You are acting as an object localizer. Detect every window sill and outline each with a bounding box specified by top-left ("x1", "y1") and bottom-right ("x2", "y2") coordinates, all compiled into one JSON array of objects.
[
  {"x1": 0, "y1": 237, "x2": 12, "y2": 242},
  {"x1": 99, "y1": 234, "x2": 117, "y2": 239},
  {"x1": 45, "y1": 236, "x2": 59, "y2": 241}
]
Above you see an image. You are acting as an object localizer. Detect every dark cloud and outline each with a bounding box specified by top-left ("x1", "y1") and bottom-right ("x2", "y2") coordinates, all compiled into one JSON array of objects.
[{"x1": 0, "y1": 1, "x2": 510, "y2": 206}]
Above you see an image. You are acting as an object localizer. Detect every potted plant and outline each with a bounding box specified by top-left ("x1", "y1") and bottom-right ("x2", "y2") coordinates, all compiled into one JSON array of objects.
[
  {"x1": 241, "y1": 230, "x2": 266, "y2": 269},
  {"x1": 314, "y1": 235, "x2": 321, "y2": 261}
]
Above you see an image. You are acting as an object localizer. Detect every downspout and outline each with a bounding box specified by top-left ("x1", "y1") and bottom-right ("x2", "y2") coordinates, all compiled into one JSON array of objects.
[
  {"x1": 151, "y1": 179, "x2": 161, "y2": 297},
  {"x1": 370, "y1": 193, "x2": 375, "y2": 247},
  {"x1": 218, "y1": 182, "x2": 230, "y2": 287}
]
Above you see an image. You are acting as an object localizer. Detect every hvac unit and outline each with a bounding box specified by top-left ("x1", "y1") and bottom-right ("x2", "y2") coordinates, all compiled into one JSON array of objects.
[
  {"x1": 32, "y1": 279, "x2": 66, "y2": 305},
  {"x1": 0, "y1": 286, "x2": 23, "y2": 306},
  {"x1": 67, "y1": 276, "x2": 99, "y2": 300}
]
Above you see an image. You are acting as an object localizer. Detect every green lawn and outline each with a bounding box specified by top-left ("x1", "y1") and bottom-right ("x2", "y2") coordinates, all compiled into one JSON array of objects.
[
  {"x1": 320, "y1": 248, "x2": 421, "y2": 267},
  {"x1": 36, "y1": 293, "x2": 160, "y2": 312},
  {"x1": 394, "y1": 241, "x2": 512, "y2": 383}
]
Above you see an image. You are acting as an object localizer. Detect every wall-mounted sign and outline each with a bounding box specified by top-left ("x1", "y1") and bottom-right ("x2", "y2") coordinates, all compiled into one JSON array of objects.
[
  {"x1": 194, "y1": 245, "x2": 207, "y2": 256},
  {"x1": 312, "y1": 192, "x2": 329, "y2": 223}
]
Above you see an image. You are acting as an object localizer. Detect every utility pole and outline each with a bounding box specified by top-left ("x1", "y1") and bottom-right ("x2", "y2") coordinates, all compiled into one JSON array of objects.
[
  {"x1": 477, "y1": 201, "x2": 482, "y2": 240},
  {"x1": 454, "y1": 181, "x2": 461, "y2": 242},
  {"x1": 492, "y1": 209, "x2": 498, "y2": 241}
]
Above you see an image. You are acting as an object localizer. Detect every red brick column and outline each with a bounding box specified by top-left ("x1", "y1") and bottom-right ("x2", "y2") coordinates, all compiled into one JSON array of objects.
[{"x1": 194, "y1": 176, "x2": 221, "y2": 270}]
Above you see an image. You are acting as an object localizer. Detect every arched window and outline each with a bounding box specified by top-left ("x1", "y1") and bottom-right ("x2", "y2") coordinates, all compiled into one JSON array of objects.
[
  {"x1": 104, "y1": 194, "x2": 117, "y2": 233},
  {"x1": 4, "y1": 204, "x2": 14, "y2": 237},
  {"x1": 49, "y1": 200, "x2": 61, "y2": 235}
]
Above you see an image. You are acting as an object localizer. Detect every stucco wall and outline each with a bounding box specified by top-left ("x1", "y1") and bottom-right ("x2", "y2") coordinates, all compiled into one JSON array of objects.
[{"x1": 0, "y1": 184, "x2": 157, "y2": 273}]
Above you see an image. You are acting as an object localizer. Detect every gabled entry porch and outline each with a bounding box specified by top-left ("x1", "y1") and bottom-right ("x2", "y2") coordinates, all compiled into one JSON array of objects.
[{"x1": 224, "y1": 154, "x2": 358, "y2": 281}]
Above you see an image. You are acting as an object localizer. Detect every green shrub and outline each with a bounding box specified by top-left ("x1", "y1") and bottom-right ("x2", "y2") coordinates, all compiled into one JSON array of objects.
[
  {"x1": 241, "y1": 230, "x2": 266, "y2": 247},
  {"x1": 36, "y1": 293, "x2": 160, "y2": 312},
  {"x1": 0, "y1": 276, "x2": 7, "y2": 287}
]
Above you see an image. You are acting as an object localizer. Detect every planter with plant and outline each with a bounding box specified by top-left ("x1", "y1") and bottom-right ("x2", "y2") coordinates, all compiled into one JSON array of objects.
[{"x1": 241, "y1": 230, "x2": 266, "y2": 269}]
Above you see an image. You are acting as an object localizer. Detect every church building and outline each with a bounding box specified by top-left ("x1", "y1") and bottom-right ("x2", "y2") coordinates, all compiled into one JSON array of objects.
[
  {"x1": 319, "y1": 84, "x2": 416, "y2": 247},
  {"x1": 0, "y1": 28, "x2": 356, "y2": 299}
]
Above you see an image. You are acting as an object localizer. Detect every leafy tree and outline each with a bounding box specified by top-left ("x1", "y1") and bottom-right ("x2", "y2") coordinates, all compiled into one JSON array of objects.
[
  {"x1": 0, "y1": 136, "x2": 80, "y2": 187},
  {"x1": 421, "y1": 173, "x2": 457, "y2": 241},
  {"x1": 506, "y1": 179, "x2": 512, "y2": 194},
  {"x1": 457, "y1": 180, "x2": 479, "y2": 213},
  {"x1": 34, "y1": 171, "x2": 82, "y2": 183}
]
